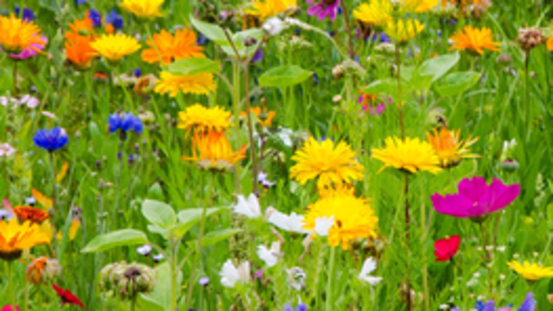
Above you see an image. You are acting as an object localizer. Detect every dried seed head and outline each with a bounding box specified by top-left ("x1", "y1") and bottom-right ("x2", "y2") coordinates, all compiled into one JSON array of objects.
[{"x1": 517, "y1": 27, "x2": 545, "y2": 51}]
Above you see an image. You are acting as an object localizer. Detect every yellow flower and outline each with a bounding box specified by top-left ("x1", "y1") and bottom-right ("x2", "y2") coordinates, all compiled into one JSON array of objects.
[
  {"x1": 353, "y1": 0, "x2": 392, "y2": 29},
  {"x1": 154, "y1": 72, "x2": 216, "y2": 97},
  {"x1": 302, "y1": 194, "x2": 378, "y2": 250},
  {"x1": 508, "y1": 260, "x2": 553, "y2": 281},
  {"x1": 183, "y1": 131, "x2": 247, "y2": 172},
  {"x1": 120, "y1": 0, "x2": 164, "y2": 18},
  {"x1": 0, "y1": 14, "x2": 46, "y2": 54},
  {"x1": 449, "y1": 26, "x2": 500, "y2": 55},
  {"x1": 290, "y1": 138, "x2": 364, "y2": 189},
  {"x1": 547, "y1": 31, "x2": 553, "y2": 51},
  {"x1": 240, "y1": 106, "x2": 276, "y2": 128},
  {"x1": 247, "y1": 0, "x2": 298, "y2": 21},
  {"x1": 141, "y1": 29, "x2": 204, "y2": 65},
  {"x1": 372, "y1": 136, "x2": 442, "y2": 174},
  {"x1": 384, "y1": 19, "x2": 425, "y2": 43},
  {"x1": 0, "y1": 218, "x2": 51, "y2": 261},
  {"x1": 401, "y1": 0, "x2": 439, "y2": 12},
  {"x1": 177, "y1": 104, "x2": 232, "y2": 135},
  {"x1": 426, "y1": 127, "x2": 479, "y2": 168},
  {"x1": 90, "y1": 34, "x2": 141, "y2": 62}
]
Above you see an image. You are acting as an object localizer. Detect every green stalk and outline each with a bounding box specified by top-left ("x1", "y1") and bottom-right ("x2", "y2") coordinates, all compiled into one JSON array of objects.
[
  {"x1": 12, "y1": 61, "x2": 18, "y2": 98},
  {"x1": 232, "y1": 61, "x2": 242, "y2": 193},
  {"x1": 243, "y1": 63, "x2": 258, "y2": 194},
  {"x1": 7, "y1": 261, "x2": 14, "y2": 307},
  {"x1": 479, "y1": 223, "x2": 493, "y2": 297},
  {"x1": 49, "y1": 152, "x2": 57, "y2": 223},
  {"x1": 170, "y1": 238, "x2": 178, "y2": 311},
  {"x1": 325, "y1": 246, "x2": 336, "y2": 311},
  {"x1": 113, "y1": 134, "x2": 125, "y2": 232}
]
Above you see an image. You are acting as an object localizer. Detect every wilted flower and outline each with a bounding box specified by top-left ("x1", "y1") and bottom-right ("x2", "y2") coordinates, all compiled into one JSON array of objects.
[
  {"x1": 26, "y1": 257, "x2": 62, "y2": 285},
  {"x1": 517, "y1": 27, "x2": 545, "y2": 51},
  {"x1": 426, "y1": 127, "x2": 479, "y2": 168},
  {"x1": 13, "y1": 206, "x2": 50, "y2": 224},
  {"x1": 52, "y1": 284, "x2": 85, "y2": 309},
  {"x1": 100, "y1": 262, "x2": 157, "y2": 299}
]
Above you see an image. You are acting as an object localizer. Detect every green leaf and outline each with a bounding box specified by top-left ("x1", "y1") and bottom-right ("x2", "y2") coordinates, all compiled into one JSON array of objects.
[
  {"x1": 420, "y1": 52, "x2": 460, "y2": 82},
  {"x1": 137, "y1": 262, "x2": 182, "y2": 310},
  {"x1": 172, "y1": 207, "x2": 226, "y2": 238},
  {"x1": 259, "y1": 65, "x2": 313, "y2": 88},
  {"x1": 164, "y1": 58, "x2": 221, "y2": 76},
  {"x1": 187, "y1": 228, "x2": 242, "y2": 248},
  {"x1": 142, "y1": 200, "x2": 177, "y2": 229},
  {"x1": 190, "y1": 15, "x2": 229, "y2": 46},
  {"x1": 147, "y1": 183, "x2": 165, "y2": 201},
  {"x1": 363, "y1": 78, "x2": 396, "y2": 95},
  {"x1": 435, "y1": 72, "x2": 481, "y2": 97},
  {"x1": 81, "y1": 229, "x2": 148, "y2": 253}
]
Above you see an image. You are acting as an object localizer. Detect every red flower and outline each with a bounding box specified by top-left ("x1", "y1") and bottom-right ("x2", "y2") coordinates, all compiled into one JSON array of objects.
[
  {"x1": 52, "y1": 284, "x2": 85, "y2": 309},
  {"x1": 1, "y1": 305, "x2": 20, "y2": 311},
  {"x1": 433, "y1": 235, "x2": 461, "y2": 262}
]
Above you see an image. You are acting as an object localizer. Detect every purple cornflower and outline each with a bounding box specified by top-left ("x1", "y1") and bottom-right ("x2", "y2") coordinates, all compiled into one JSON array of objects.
[
  {"x1": 306, "y1": 0, "x2": 341, "y2": 21},
  {"x1": 284, "y1": 303, "x2": 307, "y2": 311}
]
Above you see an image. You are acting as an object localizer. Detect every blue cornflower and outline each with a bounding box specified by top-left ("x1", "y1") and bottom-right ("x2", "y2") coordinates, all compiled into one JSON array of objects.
[
  {"x1": 88, "y1": 9, "x2": 102, "y2": 27},
  {"x1": 106, "y1": 9, "x2": 124, "y2": 30},
  {"x1": 33, "y1": 127, "x2": 69, "y2": 152},
  {"x1": 251, "y1": 49, "x2": 264, "y2": 63},
  {"x1": 108, "y1": 113, "x2": 143, "y2": 135},
  {"x1": 284, "y1": 303, "x2": 306, "y2": 311},
  {"x1": 475, "y1": 292, "x2": 536, "y2": 311},
  {"x1": 133, "y1": 68, "x2": 142, "y2": 77},
  {"x1": 74, "y1": 0, "x2": 87, "y2": 4},
  {"x1": 196, "y1": 32, "x2": 210, "y2": 46},
  {"x1": 15, "y1": 7, "x2": 35, "y2": 22}
]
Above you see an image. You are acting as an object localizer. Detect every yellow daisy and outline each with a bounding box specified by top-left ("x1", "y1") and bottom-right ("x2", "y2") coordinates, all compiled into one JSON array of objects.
[
  {"x1": 0, "y1": 14, "x2": 46, "y2": 54},
  {"x1": 426, "y1": 127, "x2": 479, "y2": 168},
  {"x1": 177, "y1": 104, "x2": 232, "y2": 135},
  {"x1": 90, "y1": 33, "x2": 141, "y2": 62},
  {"x1": 290, "y1": 138, "x2": 364, "y2": 189},
  {"x1": 449, "y1": 26, "x2": 500, "y2": 55},
  {"x1": 154, "y1": 72, "x2": 216, "y2": 97},
  {"x1": 247, "y1": 0, "x2": 298, "y2": 21},
  {"x1": 401, "y1": 0, "x2": 439, "y2": 12},
  {"x1": 384, "y1": 19, "x2": 425, "y2": 43},
  {"x1": 0, "y1": 218, "x2": 51, "y2": 261},
  {"x1": 183, "y1": 131, "x2": 247, "y2": 172},
  {"x1": 372, "y1": 136, "x2": 442, "y2": 174},
  {"x1": 353, "y1": 0, "x2": 392, "y2": 29},
  {"x1": 302, "y1": 194, "x2": 379, "y2": 250},
  {"x1": 508, "y1": 260, "x2": 553, "y2": 281},
  {"x1": 120, "y1": 0, "x2": 164, "y2": 19}
]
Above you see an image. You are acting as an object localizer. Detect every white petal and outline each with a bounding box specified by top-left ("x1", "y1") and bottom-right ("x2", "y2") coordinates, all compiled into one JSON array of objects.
[
  {"x1": 360, "y1": 276, "x2": 383, "y2": 286},
  {"x1": 314, "y1": 216, "x2": 334, "y2": 236},
  {"x1": 220, "y1": 259, "x2": 240, "y2": 288},
  {"x1": 257, "y1": 244, "x2": 279, "y2": 267},
  {"x1": 246, "y1": 194, "x2": 262, "y2": 218},
  {"x1": 267, "y1": 209, "x2": 309, "y2": 234},
  {"x1": 232, "y1": 194, "x2": 260, "y2": 219},
  {"x1": 360, "y1": 257, "x2": 377, "y2": 276},
  {"x1": 237, "y1": 261, "x2": 250, "y2": 282}
]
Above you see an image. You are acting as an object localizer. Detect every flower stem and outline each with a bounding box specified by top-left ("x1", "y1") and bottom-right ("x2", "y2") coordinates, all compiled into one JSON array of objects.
[
  {"x1": 395, "y1": 45, "x2": 405, "y2": 140},
  {"x1": 479, "y1": 223, "x2": 493, "y2": 297},
  {"x1": 243, "y1": 63, "x2": 258, "y2": 194},
  {"x1": 113, "y1": 136, "x2": 124, "y2": 232},
  {"x1": 170, "y1": 238, "x2": 178, "y2": 311},
  {"x1": 12, "y1": 61, "x2": 18, "y2": 98},
  {"x1": 185, "y1": 173, "x2": 215, "y2": 310},
  {"x1": 232, "y1": 60, "x2": 242, "y2": 194},
  {"x1": 49, "y1": 152, "x2": 57, "y2": 222},
  {"x1": 7, "y1": 261, "x2": 14, "y2": 306},
  {"x1": 524, "y1": 51, "x2": 531, "y2": 133},
  {"x1": 403, "y1": 173, "x2": 411, "y2": 311},
  {"x1": 325, "y1": 246, "x2": 336, "y2": 311}
]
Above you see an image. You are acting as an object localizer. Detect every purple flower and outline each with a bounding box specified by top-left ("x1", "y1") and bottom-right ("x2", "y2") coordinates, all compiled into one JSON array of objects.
[
  {"x1": 88, "y1": 9, "x2": 102, "y2": 27},
  {"x1": 431, "y1": 177, "x2": 520, "y2": 220},
  {"x1": 474, "y1": 292, "x2": 535, "y2": 311},
  {"x1": 254, "y1": 269, "x2": 263, "y2": 282},
  {"x1": 252, "y1": 49, "x2": 264, "y2": 62},
  {"x1": 75, "y1": 0, "x2": 87, "y2": 4},
  {"x1": 284, "y1": 304, "x2": 307, "y2": 311},
  {"x1": 6, "y1": 36, "x2": 47, "y2": 60},
  {"x1": 15, "y1": 7, "x2": 35, "y2": 22},
  {"x1": 198, "y1": 277, "x2": 209, "y2": 286},
  {"x1": 306, "y1": 0, "x2": 341, "y2": 21},
  {"x1": 105, "y1": 9, "x2": 124, "y2": 30}
]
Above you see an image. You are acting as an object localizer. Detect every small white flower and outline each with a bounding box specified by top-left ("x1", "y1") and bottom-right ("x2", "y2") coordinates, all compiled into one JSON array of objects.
[
  {"x1": 513, "y1": 253, "x2": 520, "y2": 259},
  {"x1": 287, "y1": 267, "x2": 306, "y2": 290},
  {"x1": 20, "y1": 95, "x2": 40, "y2": 108},
  {"x1": 485, "y1": 245, "x2": 494, "y2": 251},
  {"x1": 257, "y1": 242, "x2": 280, "y2": 267},
  {"x1": 477, "y1": 295, "x2": 486, "y2": 301},
  {"x1": 262, "y1": 17, "x2": 286, "y2": 36},
  {"x1": 314, "y1": 216, "x2": 334, "y2": 236},
  {"x1": 476, "y1": 246, "x2": 482, "y2": 251},
  {"x1": 232, "y1": 194, "x2": 262, "y2": 219},
  {"x1": 153, "y1": 254, "x2": 164, "y2": 262},
  {"x1": 496, "y1": 245, "x2": 506, "y2": 252},
  {"x1": 473, "y1": 272, "x2": 480, "y2": 278},
  {"x1": 533, "y1": 252, "x2": 539, "y2": 258},
  {"x1": 499, "y1": 274, "x2": 506, "y2": 280},
  {"x1": 137, "y1": 244, "x2": 152, "y2": 256},
  {"x1": 358, "y1": 257, "x2": 383, "y2": 286},
  {"x1": 220, "y1": 259, "x2": 250, "y2": 288},
  {"x1": 265, "y1": 207, "x2": 309, "y2": 234},
  {"x1": 258, "y1": 172, "x2": 276, "y2": 188},
  {"x1": 439, "y1": 305, "x2": 449, "y2": 310},
  {"x1": 0, "y1": 143, "x2": 16, "y2": 157},
  {"x1": 0, "y1": 97, "x2": 19, "y2": 106}
]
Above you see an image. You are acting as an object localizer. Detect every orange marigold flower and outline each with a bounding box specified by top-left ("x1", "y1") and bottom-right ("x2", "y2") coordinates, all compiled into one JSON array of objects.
[
  {"x1": 0, "y1": 14, "x2": 46, "y2": 54},
  {"x1": 426, "y1": 127, "x2": 479, "y2": 168},
  {"x1": 449, "y1": 26, "x2": 500, "y2": 55},
  {"x1": 26, "y1": 257, "x2": 62, "y2": 285},
  {"x1": 65, "y1": 35, "x2": 97, "y2": 71},
  {"x1": 240, "y1": 106, "x2": 276, "y2": 128},
  {"x1": 141, "y1": 29, "x2": 204, "y2": 65},
  {"x1": 13, "y1": 206, "x2": 50, "y2": 224},
  {"x1": 65, "y1": 15, "x2": 96, "y2": 41}
]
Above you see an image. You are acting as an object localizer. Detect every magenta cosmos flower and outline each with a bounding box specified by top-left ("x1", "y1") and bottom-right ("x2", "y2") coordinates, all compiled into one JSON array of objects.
[
  {"x1": 8, "y1": 36, "x2": 48, "y2": 60},
  {"x1": 431, "y1": 177, "x2": 520, "y2": 221},
  {"x1": 306, "y1": 0, "x2": 341, "y2": 21}
]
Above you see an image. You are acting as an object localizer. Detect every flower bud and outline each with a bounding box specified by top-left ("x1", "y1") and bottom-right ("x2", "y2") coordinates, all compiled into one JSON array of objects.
[
  {"x1": 100, "y1": 262, "x2": 157, "y2": 300},
  {"x1": 517, "y1": 27, "x2": 545, "y2": 51},
  {"x1": 499, "y1": 158, "x2": 519, "y2": 172},
  {"x1": 332, "y1": 64, "x2": 345, "y2": 79}
]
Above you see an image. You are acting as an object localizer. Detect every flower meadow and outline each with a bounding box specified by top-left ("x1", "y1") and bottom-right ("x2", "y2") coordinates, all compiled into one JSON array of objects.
[{"x1": 1, "y1": 0, "x2": 553, "y2": 310}]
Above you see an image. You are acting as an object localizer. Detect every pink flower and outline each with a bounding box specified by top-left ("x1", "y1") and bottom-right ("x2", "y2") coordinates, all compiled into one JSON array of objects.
[
  {"x1": 8, "y1": 36, "x2": 48, "y2": 60},
  {"x1": 431, "y1": 177, "x2": 520, "y2": 220},
  {"x1": 306, "y1": 0, "x2": 341, "y2": 21},
  {"x1": 433, "y1": 235, "x2": 460, "y2": 262},
  {"x1": 0, "y1": 143, "x2": 16, "y2": 157},
  {"x1": 19, "y1": 95, "x2": 40, "y2": 108},
  {"x1": 1, "y1": 305, "x2": 20, "y2": 311}
]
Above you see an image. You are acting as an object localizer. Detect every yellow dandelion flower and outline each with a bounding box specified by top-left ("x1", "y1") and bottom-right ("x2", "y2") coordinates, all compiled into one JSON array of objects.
[
  {"x1": 302, "y1": 194, "x2": 379, "y2": 250},
  {"x1": 183, "y1": 131, "x2": 247, "y2": 172},
  {"x1": 178, "y1": 104, "x2": 232, "y2": 135},
  {"x1": 247, "y1": 0, "x2": 298, "y2": 21},
  {"x1": 449, "y1": 26, "x2": 500, "y2": 55},
  {"x1": 372, "y1": 136, "x2": 442, "y2": 174},
  {"x1": 290, "y1": 138, "x2": 364, "y2": 188},
  {"x1": 384, "y1": 19, "x2": 425, "y2": 43},
  {"x1": 508, "y1": 260, "x2": 553, "y2": 281},
  {"x1": 120, "y1": 0, "x2": 164, "y2": 19},
  {"x1": 353, "y1": 0, "x2": 392, "y2": 29},
  {"x1": 141, "y1": 29, "x2": 204, "y2": 65},
  {"x1": 426, "y1": 127, "x2": 479, "y2": 168},
  {"x1": 0, "y1": 14, "x2": 46, "y2": 54},
  {"x1": 90, "y1": 33, "x2": 141, "y2": 62},
  {"x1": 0, "y1": 218, "x2": 51, "y2": 261},
  {"x1": 154, "y1": 72, "x2": 216, "y2": 97}
]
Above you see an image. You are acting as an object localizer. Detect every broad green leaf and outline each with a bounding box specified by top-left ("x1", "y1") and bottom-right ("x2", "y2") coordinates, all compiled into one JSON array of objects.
[
  {"x1": 435, "y1": 72, "x2": 481, "y2": 97},
  {"x1": 164, "y1": 58, "x2": 221, "y2": 76},
  {"x1": 190, "y1": 15, "x2": 229, "y2": 46},
  {"x1": 147, "y1": 183, "x2": 165, "y2": 201},
  {"x1": 259, "y1": 65, "x2": 312, "y2": 88},
  {"x1": 81, "y1": 229, "x2": 148, "y2": 253},
  {"x1": 220, "y1": 28, "x2": 265, "y2": 57},
  {"x1": 187, "y1": 228, "x2": 242, "y2": 248},
  {"x1": 363, "y1": 78, "x2": 396, "y2": 95},
  {"x1": 137, "y1": 294, "x2": 164, "y2": 311},
  {"x1": 137, "y1": 262, "x2": 182, "y2": 310},
  {"x1": 147, "y1": 224, "x2": 169, "y2": 237},
  {"x1": 172, "y1": 207, "x2": 226, "y2": 238},
  {"x1": 142, "y1": 200, "x2": 177, "y2": 229},
  {"x1": 420, "y1": 52, "x2": 460, "y2": 82}
]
